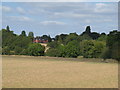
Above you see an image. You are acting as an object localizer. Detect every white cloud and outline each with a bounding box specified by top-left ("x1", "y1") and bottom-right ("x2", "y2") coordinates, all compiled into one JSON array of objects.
[
  {"x1": 2, "y1": 6, "x2": 12, "y2": 12},
  {"x1": 9, "y1": 16, "x2": 32, "y2": 21},
  {"x1": 94, "y1": 3, "x2": 117, "y2": 13},
  {"x1": 16, "y1": 7, "x2": 26, "y2": 14},
  {"x1": 84, "y1": 19, "x2": 91, "y2": 23},
  {"x1": 40, "y1": 21, "x2": 66, "y2": 25},
  {"x1": 53, "y1": 12, "x2": 92, "y2": 19}
]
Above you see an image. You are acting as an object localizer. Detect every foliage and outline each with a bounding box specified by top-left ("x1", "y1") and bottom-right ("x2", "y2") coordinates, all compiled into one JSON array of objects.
[
  {"x1": 27, "y1": 43, "x2": 45, "y2": 56},
  {"x1": 2, "y1": 28, "x2": 32, "y2": 55},
  {"x1": 41, "y1": 35, "x2": 52, "y2": 42},
  {"x1": 20, "y1": 30, "x2": 27, "y2": 36},
  {"x1": 6, "y1": 25, "x2": 10, "y2": 32},
  {"x1": 100, "y1": 47, "x2": 111, "y2": 60},
  {"x1": 47, "y1": 41, "x2": 59, "y2": 48},
  {"x1": 64, "y1": 40, "x2": 80, "y2": 58},
  {"x1": 97, "y1": 34, "x2": 107, "y2": 41},
  {"x1": 1, "y1": 26, "x2": 120, "y2": 60},
  {"x1": 28, "y1": 32, "x2": 34, "y2": 37},
  {"x1": 64, "y1": 33, "x2": 78, "y2": 45},
  {"x1": 80, "y1": 40, "x2": 105, "y2": 58}
]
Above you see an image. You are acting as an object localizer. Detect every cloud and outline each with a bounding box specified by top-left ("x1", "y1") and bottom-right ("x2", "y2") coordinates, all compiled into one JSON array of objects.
[
  {"x1": 2, "y1": 2, "x2": 117, "y2": 37},
  {"x1": 9, "y1": 16, "x2": 32, "y2": 22},
  {"x1": 16, "y1": 7, "x2": 26, "y2": 14},
  {"x1": 40, "y1": 21, "x2": 67, "y2": 25},
  {"x1": 51, "y1": 12, "x2": 94, "y2": 19},
  {"x1": 2, "y1": 6, "x2": 12, "y2": 12},
  {"x1": 94, "y1": 3, "x2": 117, "y2": 13}
]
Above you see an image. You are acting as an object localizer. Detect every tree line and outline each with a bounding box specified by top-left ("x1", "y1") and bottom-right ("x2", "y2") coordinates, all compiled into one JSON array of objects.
[{"x1": 1, "y1": 25, "x2": 120, "y2": 61}]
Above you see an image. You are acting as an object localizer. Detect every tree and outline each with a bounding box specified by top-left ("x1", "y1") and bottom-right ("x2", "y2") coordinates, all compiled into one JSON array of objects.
[
  {"x1": 80, "y1": 40, "x2": 94, "y2": 58},
  {"x1": 97, "y1": 34, "x2": 107, "y2": 41},
  {"x1": 81, "y1": 26, "x2": 91, "y2": 36},
  {"x1": 27, "y1": 43, "x2": 45, "y2": 56},
  {"x1": 47, "y1": 41, "x2": 59, "y2": 48},
  {"x1": 14, "y1": 46, "x2": 23, "y2": 55},
  {"x1": 28, "y1": 32, "x2": 34, "y2": 37},
  {"x1": 2, "y1": 46, "x2": 10, "y2": 55},
  {"x1": 41, "y1": 35, "x2": 52, "y2": 42},
  {"x1": 85, "y1": 26, "x2": 91, "y2": 34},
  {"x1": 106, "y1": 30, "x2": 120, "y2": 60},
  {"x1": 80, "y1": 40, "x2": 105, "y2": 58},
  {"x1": 6, "y1": 25, "x2": 10, "y2": 32},
  {"x1": 90, "y1": 32, "x2": 100, "y2": 40},
  {"x1": 100, "y1": 47, "x2": 111, "y2": 60},
  {"x1": 64, "y1": 33, "x2": 78, "y2": 45},
  {"x1": 20, "y1": 30, "x2": 26, "y2": 36},
  {"x1": 80, "y1": 34, "x2": 92, "y2": 41},
  {"x1": 64, "y1": 40, "x2": 80, "y2": 58}
]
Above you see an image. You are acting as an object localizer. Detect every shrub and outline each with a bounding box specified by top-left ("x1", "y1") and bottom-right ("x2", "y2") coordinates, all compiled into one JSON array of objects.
[
  {"x1": 100, "y1": 47, "x2": 111, "y2": 60},
  {"x1": 46, "y1": 44, "x2": 65, "y2": 57},
  {"x1": 27, "y1": 43, "x2": 45, "y2": 56},
  {"x1": 64, "y1": 40, "x2": 80, "y2": 58}
]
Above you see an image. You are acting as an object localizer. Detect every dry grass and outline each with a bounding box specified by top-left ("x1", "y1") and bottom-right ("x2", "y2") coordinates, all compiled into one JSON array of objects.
[{"x1": 2, "y1": 56, "x2": 118, "y2": 88}]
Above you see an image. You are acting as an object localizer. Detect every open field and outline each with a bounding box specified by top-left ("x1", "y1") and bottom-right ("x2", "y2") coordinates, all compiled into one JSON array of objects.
[{"x1": 2, "y1": 55, "x2": 118, "y2": 88}]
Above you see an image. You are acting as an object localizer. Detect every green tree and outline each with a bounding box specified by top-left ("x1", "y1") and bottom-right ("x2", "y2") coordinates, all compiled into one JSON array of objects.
[
  {"x1": 2, "y1": 46, "x2": 10, "y2": 55},
  {"x1": 90, "y1": 32, "x2": 100, "y2": 40},
  {"x1": 41, "y1": 35, "x2": 52, "y2": 42},
  {"x1": 97, "y1": 34, "x2": 107, "y2": 41},
  {"x1": 81, "y1": 26, "x2": 91, "y2": 36},
  {"x1": 14, "y1": 46, "x2": 23, "y2": 55},
  {"x1": 64, "y1": 33, "x2": 78, "y2": 45},
  {"x1": 47, "y1": 41, "x2": 59, "y2": 48},
  {"x1": 64, "y1": 40, "x2": 80, "y2": 58},
  {"x1": 27, "y1": 43, "x2": 45, "y2": 56},
  {"x1": 28, "y1": 32, "x2": 34, "y2": 37},
  {"x1": 20, "y1": 30, "x2": 26, "y2": 36},
  {"x1": 106, "y1": 30, "x2": 120, "y2": 60},
  {"x1": 6, "y1": 25, "x2": 10, "y2": 32},
  {"x1": 100, "y1": 47, "x2": 111, "y2": 60},
  {"x1": 80, "y1": 40, "x2": 94, "y2": 58}
]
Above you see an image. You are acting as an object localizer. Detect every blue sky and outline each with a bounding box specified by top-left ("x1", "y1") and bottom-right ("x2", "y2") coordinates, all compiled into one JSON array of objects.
[{"x1": 2, "y1": 2, "x2": 118, "y2": 37}]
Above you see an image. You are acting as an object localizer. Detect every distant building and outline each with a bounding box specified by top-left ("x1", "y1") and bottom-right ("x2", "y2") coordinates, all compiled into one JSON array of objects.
[{"x1": 33, "y1": 37, "x2": 48, "y2": 43}]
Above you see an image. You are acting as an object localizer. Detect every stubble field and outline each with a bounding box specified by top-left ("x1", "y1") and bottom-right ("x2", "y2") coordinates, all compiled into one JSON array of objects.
[{"x1": 2, "y1": 55, "x2": 118, "y2": 88}]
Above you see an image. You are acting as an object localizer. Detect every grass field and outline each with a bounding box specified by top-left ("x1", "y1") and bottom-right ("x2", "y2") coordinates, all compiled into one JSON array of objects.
[{"x1": 2, "y1": 55, "x2": 118, "y2": 88}]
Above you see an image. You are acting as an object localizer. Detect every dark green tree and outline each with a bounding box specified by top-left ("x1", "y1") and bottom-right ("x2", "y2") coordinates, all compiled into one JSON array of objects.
[
  {"x1": 85, "y1": 26, "x2": 91, "y2": 34},
  {"x1": 90, "y1": 32, "x2": 100, "y2": 40},
  {"x1": 6, "y1": 25, "x2": 10, "y2": 32},
  {"x1": 28, "y1": 32, "x2": 34, "y2": 37},
  {"x1": 64, "y1": 40, "x2": 80, "y2": 58},
  {"x1": 81, "y1": 26, "x2": 91, "y2": 37},
  {"x1": 20, "y1": 30, "x2": 26, "y2": 36},
  {"x1": 27, "y1": 43, "x2": 45, "y2": 56}
]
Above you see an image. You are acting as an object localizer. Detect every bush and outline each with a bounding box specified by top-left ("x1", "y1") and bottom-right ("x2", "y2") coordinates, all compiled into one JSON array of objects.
[
  {"x1": 14, "y1": 46, "x2": 23, "y2": 55},
  {"x1": 80, "y1": 40, "x2": 105, "y2": 58},
  {"x1": 46, "y1": 44, "x2": 65, "y2": 57},
  {"x1": 27, "y1": 43, "x2": 45, "y2": 56},
  {"x1": 64, "y1": 40, "x2": 80, "y2": 58},
  {"x1": 45, "y1": 48, "x2": 60, "y2": 57},
  {"x1": 100, "y1": 47, "x2": 111, "y2": 60}
]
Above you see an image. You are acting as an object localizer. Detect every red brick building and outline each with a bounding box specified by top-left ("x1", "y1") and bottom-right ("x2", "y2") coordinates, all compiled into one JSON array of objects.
[{"x1": 33, "y1": 37, "x2": 48, "y2": 43}]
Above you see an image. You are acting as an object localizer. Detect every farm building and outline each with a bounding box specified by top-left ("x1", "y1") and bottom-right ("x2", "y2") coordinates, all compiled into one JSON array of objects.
[{"x1": 33, "y1": 36, "x2": 48, "y2": 43}]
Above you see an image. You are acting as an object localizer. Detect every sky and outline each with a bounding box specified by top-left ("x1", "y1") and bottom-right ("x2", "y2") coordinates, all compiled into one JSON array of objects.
[{"x1": 1, "y1": 2, "x2": 118, "y2": 37}]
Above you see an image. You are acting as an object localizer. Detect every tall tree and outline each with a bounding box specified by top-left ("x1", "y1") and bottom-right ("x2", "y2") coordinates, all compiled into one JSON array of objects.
[
  {"x1": 81, "y1": 26, "x2": 91, "y2": 36},
  {"x1": 28, "y1": 32, "x2": 34, "y2": 37},
  {"x1": 85, "y1": 26, "x2": 91, "y2": 34},
  {"x1": 20, "y1": 30, "x2": 26, "y2": 36},
  {"x1": 6, "y1": 25, "x2": 10, "y2": 32}
]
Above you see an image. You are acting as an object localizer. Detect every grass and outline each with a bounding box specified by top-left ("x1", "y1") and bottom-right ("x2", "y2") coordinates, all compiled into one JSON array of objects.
[{"x1": 2, "y1": 55, "x2": 118, "y2": 88}]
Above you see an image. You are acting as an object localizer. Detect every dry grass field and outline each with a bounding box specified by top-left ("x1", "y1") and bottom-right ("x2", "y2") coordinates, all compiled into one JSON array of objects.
[{"x1": 2, "y1": 55, "x2": 118, "y2": 88}]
